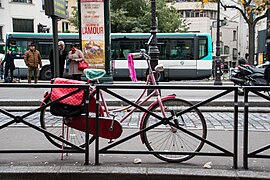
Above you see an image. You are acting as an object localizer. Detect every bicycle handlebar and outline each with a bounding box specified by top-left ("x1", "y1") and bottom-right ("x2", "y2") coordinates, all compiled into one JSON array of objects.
[
  {"x1": 130, "y1": 49, "x2": 151, "y2": 60},
  {"x1": 140, "y1": 49, "x2": 151, "y2": 60}
]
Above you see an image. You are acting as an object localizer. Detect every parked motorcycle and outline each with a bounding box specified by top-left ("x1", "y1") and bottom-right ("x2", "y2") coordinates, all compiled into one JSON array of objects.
[{"x1": 230, "y1": 62, "x2": 268, "y2": 95}]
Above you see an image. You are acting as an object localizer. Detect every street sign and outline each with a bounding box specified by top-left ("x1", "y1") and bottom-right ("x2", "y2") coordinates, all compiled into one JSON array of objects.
[{"x1": 44, "y1": 0, "x2": 67, "y2": 19}]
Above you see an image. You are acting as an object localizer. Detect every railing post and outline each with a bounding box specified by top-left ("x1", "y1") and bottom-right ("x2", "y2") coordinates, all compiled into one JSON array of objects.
[
  {"x1": 243, "y1": 87, "x2": 249, "y2": 169},
  {"x1": 95, "y1": 86, "x2": 100, "y2": 165},
  {"x1": 84, "y1": 86, "x2": 90, "y2": 165},
  {"x1": 233, "y1": 88, "x2": 238, "y2": 169}
]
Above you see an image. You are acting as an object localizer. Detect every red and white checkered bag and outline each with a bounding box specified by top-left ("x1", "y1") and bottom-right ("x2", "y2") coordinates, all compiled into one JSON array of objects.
[{"x1": 50, "y1": 78, "x2": 87, "y2": 106}]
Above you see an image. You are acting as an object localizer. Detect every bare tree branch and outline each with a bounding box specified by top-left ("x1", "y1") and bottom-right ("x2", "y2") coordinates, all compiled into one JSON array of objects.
[
  {"x1": 224, "y1": 5, "x2": 251, "y2": 24},
  {"x1": 253, "y1": 9, "x2": 270, "y2": 25},
  {"x1": 247, "y1": 0, "x2": 252, "y2": 5}
]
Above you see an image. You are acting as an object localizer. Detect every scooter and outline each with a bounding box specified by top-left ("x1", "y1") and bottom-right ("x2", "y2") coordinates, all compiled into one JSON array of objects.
[{"x1": 230, "y1": 64, "x2": 267, "y2": 95}]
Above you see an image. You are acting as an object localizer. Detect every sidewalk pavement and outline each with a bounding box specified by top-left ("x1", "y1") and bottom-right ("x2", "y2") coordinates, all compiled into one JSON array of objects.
[
  {"x1": 0, "y1": 79, "x2": 270, "y2": 179},
  {"x1": 0, "y1": 127, "x2": 270, "y2": 180}
]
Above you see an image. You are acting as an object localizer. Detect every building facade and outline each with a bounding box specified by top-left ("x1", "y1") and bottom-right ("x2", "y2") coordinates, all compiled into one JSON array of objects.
[
  {"x1": 0, "y1": 0, "x2": 51, "y2": 42},
  {"x1": 58, "y1": 0, "x2": 77, "y2": 33},
  {"x1": 169, "y1": 0, "x2": 249, "y2": 67}
]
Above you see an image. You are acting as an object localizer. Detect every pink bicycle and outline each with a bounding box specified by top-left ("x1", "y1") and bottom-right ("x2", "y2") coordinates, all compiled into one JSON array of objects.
[{"x1": 40, "y1": 50, "x2": 206, "y2": 162}]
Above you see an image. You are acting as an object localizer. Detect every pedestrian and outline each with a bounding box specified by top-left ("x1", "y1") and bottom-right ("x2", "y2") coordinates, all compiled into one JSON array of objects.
[
  {"x1": 68, "y1": 44, "x2": 84, "y2": 80},
  {"x1": 1, "y1": 48, "x2": 15, "y2": 83},
  {"x1": 24, "y1": 42, "x2": 42, "y2": 83},
  {"x1": 49, "y1": 41, "x2": 68, "y2": 78}
]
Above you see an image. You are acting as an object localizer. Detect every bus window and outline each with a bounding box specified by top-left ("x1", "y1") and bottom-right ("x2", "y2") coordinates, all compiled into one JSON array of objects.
[
  {"x1": 157, "y1": 40, "x2": 167, "y2": 60},
  {"x1": 118, "y1": 40, "x2": 146, "y2": 60},
  {"x1": 38, "y1": 42, "x2": 52, "y2": 59},
  {"x1": 198, "y1": 37, "x2": 207, "y2": 59},
  {"x1": 177, "y1": 39, "x2": 194, "y2": 60},
  {"x1": 11, "y1": 39, "x2": 32, "y2": 58},
  {"x1": 166, "y1": 39, "x2": 194, "y2": 60},
  {"x1": 111, "y1": 40, "x2": 120, "y2": 59}
]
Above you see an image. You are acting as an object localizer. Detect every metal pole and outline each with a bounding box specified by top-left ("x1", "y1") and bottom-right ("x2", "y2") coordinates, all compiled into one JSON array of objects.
[
  {"x1": 233, "y1": 89, "x2": 238, "y2": 169},
  {"x1": 78, "y1": 0, "x2": 82, "y2": 49},
  {"x1": 214, "y1": 0, "x2": 222, "y2": 85},
  {"x1": 267, "y1": 14, "x2": 270, "y2": 61},
  {"x1": 52, "y1": 16, "x2": 60, "y2": 78},
  {"x1": 147, "y1": 0, "x2": 160, "y2": 95},
  {"x1": 243, "y1": 88, "x2": 249, "y2": 169},
  {"x1": 149, "y1": 0, "x2": 159, "y2": 71},
  {"x1": 104, "y1": 0, "x2": 111, "y2": 75}
]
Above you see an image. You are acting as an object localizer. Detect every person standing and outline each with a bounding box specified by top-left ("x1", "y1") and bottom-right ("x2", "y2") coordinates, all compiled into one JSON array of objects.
[
  {"x1": 68, "y1": 44, "x2": 84, "y2": 80},
  {"x1": 24, "y1": 42, "x2": 42, "y2": 83},
  {"x1": 49, "y1": 41, "x2": 68, "y2": 78},
  {"x1": 1, "y1": 48, "x2": 15, "y2": 83}
]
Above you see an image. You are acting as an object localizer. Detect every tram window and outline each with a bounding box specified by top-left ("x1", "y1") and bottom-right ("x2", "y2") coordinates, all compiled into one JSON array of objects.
[
  {"x1": 112, "y1": 39, "x2": 147, "y2": 60},
  {"x1": 198, "y1": 37, "x2": 207, "y2": 59},
  {"x1": 9, "y1": 39, "x2": 32, "y2": 58},
  {"x1": 168, "y1": 39, "x2": 194, "y2": 60},
  {"x1": 38, "y1": 42, "x2": 52, "y2": 59}
]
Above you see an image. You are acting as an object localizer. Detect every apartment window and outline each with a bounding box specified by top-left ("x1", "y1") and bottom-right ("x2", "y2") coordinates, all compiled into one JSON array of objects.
[
  {"x1": 233, "y1": 48, "x2": 237, "y2": 59},
  {"x1": 233, "y1": 30, "x2": 237, "y2": 41},
  {"x1": 185, "y1": 11, "x2": 190, "y2": 17},
  {"x1": 12, "y1": 0, "x2": 32, "y2": 3},
  {"x1": 224, "y1": 45, "x2": 230, "y2": 55},
  {"x1": 62, "y1": 22, "x2": 69, "y2": 32},
  {"x1": 13, "y1": 18, "x2": 34, "y2": 32},
  {"x1": 220, "y1": 41, "x2": 224, "y2": 54},
  {"x1": 178, "y1": 10, "x2": 184, "y2": 17},
  {"x1": 195, "y1": 11, "x2": 200, "y2": 17}
]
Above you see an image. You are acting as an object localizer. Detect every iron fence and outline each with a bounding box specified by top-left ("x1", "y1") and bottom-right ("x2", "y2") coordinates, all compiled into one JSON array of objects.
[{"x1": 0, "y1": 83, "x2": 90, "y2": 165}]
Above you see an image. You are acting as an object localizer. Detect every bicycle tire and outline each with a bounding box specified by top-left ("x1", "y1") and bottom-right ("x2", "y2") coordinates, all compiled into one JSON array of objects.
[
  {"x1": 40, "y1": 97, "x2": 95, "y2": 149},
  {"x1": 141, "y1": 98, "x2": 207, "y2": 163}
]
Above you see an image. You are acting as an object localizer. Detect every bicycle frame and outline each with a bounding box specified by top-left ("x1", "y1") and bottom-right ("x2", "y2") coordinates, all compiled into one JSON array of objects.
[
  {"x1": 41, "y1": 51, "x2": 177, "y2": 143},
  {"x1": 93, "y1": 55, "x2": 177, "y2": 143}
]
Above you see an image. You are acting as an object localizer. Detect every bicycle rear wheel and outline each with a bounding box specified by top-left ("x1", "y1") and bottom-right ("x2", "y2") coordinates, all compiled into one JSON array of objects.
[
  {"x1": 40, "y1": 97, "x2": 96, "y2": 149},
  {"x1": 141, "y1": 98, "x2": 206, "y2": 162}
]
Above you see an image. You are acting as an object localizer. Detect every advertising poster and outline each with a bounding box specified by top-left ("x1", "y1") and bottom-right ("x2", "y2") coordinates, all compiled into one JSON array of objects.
[{"x1": 80, "y1": 0, "x2": 105, "y2": 69}]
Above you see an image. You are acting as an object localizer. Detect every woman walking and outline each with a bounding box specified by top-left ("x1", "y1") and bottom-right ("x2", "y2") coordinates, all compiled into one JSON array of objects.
[{"x1": 68, "y1": 44, "x2": 84, "y2": 80}]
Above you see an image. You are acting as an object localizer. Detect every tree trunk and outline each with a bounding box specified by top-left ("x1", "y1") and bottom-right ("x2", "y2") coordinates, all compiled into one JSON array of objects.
[{"x1": 248, "y1": 23, "x2": 255, "y2": 65}]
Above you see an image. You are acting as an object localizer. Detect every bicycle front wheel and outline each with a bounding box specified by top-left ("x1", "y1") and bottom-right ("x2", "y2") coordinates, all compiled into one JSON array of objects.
[{"x1": 141, "y1": 98, "x2": 207, "y2": 162}]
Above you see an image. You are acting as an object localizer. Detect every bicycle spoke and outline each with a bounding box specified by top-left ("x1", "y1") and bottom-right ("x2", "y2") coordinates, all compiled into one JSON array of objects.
[{"x1": 142, "y1": 98, "x2": 206, "y2": 162}]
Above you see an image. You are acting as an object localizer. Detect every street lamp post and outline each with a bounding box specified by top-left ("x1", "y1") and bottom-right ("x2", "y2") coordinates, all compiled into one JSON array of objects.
[
  {"x1": 148, "y1": 0, "x2": 159, "y2": 75},
  {"x1": 214, "y1": 0, "x2": 223, "y2": 85},
  {"x1": 147, "y1": 0, "x2": 160, "y2": 95}
]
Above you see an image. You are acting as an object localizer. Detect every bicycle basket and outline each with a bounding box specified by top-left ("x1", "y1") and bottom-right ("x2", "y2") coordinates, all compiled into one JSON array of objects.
[{"x1": 50, "y1": 78, "x2": 86, "y2": 106}]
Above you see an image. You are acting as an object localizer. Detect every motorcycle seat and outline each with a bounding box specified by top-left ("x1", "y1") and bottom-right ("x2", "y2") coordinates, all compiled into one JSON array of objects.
[{"x1": 247, "y1": 66, "x2": 264, "y2": 74}]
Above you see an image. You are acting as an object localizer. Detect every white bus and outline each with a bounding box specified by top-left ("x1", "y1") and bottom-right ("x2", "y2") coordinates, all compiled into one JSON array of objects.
[{"x1": 5, "y1": 32, "x2": 212, "y2": 80}]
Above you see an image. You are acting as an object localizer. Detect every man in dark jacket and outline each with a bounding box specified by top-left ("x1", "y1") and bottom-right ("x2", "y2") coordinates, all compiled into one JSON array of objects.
[
  {"x1": 49, "y1": 41, "x2": 68, "y2": 78},
  {"x1": 1, "y1": 48, "x2": 15, "y2": 83}
]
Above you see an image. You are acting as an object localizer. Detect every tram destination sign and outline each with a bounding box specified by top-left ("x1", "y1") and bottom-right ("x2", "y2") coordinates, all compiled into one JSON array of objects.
[{"x1": 44, "y1": 0, "x2": 67, "y2": 19}]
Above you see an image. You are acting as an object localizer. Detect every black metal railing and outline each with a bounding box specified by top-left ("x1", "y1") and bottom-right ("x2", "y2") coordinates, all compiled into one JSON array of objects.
[
  {"x1": 1, "y1": 83, "x2": 269, "y2": 169},
  {"x1": 95, "y1": 84, "x2": 239, "y2": 169},
  {"x1": 243, "y1": 86, "x2": 270, "y2": 169},
  {"x1": 0, "y1": 83, "x2": 90, "y2": 165}
]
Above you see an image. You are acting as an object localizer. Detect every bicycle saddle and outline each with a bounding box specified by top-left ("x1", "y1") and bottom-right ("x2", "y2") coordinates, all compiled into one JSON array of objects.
[{"x1": 84, "y1": 69, "x2": 106, "y2": 81}]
